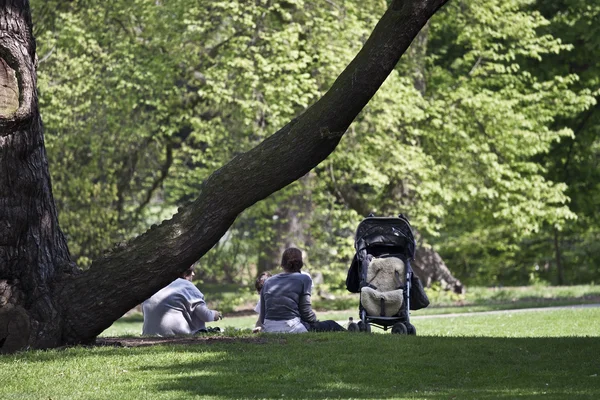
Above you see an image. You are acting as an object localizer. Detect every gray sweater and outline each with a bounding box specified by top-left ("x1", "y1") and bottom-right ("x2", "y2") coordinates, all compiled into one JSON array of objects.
[
  {"x1": 142, "y1": 278, "x2": 216, "y2": 336},
  {"x1": 259, "y1": 272, "x2": 317, "y2": 325}
]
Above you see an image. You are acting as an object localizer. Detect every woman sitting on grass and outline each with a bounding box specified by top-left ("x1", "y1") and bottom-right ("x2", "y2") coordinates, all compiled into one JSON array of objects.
[
  {"x1": 258, "y1": 247, "x2": 344, "y2": 333},
  {"x1": 142, "y1": 266, "x2": 223, "y2": 336}
]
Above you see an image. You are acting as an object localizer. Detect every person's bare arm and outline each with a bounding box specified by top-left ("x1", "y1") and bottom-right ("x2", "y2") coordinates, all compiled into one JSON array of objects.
[{"x1": 259, "y1": 290, "x2": 266, "y2": 325}]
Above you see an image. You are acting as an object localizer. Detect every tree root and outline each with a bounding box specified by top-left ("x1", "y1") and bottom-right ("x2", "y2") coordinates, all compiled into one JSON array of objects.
[{"x1": 0, "y1": 304, "x2": 30, "y2": 354}]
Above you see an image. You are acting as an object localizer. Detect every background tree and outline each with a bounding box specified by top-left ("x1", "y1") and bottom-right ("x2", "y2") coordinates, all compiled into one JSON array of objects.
[
  {"x1": 30, "y1": 0, "x2": 597, "y2": 292},
  {"x1": 32, "y1": 0, "x2": 462, "y2": 289},
  {"x1": 522, "y1": 0, "x2": 600, "y2": 285},
  {"x1": 414, "y1": 0, "x2": 594, "y2": 285}
]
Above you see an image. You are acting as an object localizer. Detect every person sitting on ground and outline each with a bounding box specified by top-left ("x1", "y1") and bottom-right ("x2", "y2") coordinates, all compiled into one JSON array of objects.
[
  {"x1": 252, "y1": 271, "x2": 272, "y2": 333},
  {"x1": 142, "y1": 266, "x2": 222, "y2": 336},
  {"x1": 258, "y1": 247, "x2": 345, "y2": 333}
]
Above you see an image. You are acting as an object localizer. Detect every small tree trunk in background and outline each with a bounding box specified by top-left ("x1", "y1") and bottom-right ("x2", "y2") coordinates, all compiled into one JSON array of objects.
[
  {"x1": 257, "y1": 242, "x2": 279, "y2": 274},
  {"x1": 413, "y1": 244, "x2": 464, "y2": 294},
  {"x1": 257, "y1": 175, "x2": 314, "y2": 275},
  {"x1": 554, "y1": 228, "x2": 564, "y2": 285},
  {"x1": 407, "y1": 20, "x2": 430, "y2": 95}
]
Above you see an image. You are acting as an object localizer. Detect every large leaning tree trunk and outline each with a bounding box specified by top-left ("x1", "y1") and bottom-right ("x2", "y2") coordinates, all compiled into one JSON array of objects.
[
  {"x1": 0, "y1": 0, "x2": 448, "y2": 353},
  {"x1": 0, "y1": 1, "x2": 79, "y2": 352}
]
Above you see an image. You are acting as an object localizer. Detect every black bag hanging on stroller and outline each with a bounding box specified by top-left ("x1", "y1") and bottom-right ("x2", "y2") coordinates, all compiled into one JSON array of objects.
[
  {"x1": 346, "y1": 254, "x2": 361, "y2": 293},
  {"x1": 346, "y1": 214, "x2": 429, "y2": 334}
]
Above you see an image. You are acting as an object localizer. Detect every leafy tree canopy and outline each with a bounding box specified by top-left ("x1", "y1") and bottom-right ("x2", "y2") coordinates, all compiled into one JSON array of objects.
[{"x1": 31, "y1": 0, "x2": 598, "y2": 288}]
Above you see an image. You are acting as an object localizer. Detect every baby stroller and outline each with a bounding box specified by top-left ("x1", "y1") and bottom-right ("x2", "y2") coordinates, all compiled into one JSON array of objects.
[{"x1": 346, "y1": 214, "x2": 429, "y2": 334}]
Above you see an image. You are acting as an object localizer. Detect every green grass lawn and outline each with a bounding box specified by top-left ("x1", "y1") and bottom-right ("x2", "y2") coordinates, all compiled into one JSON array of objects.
[
  {"x1": 4, "y1": 287, "x2": 600, "y2": 399},
  {"x1": 2, "y1": 307, "x2": 600, "y2": 399},
  {"x1": 2, "y1": 335, "x2": 599, "y2": 399}
]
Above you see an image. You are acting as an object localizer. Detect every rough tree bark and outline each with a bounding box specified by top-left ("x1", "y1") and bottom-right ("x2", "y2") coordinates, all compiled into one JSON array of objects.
[
  {"x1": 413, "y1": 244, "x2": 464, "y2": 294},
  {"x1": 0, "y1": 0, "x2": 449, "y2": 353},
  {"x1": 0, "y1": 0, "x2": 79, "y2": 352}
]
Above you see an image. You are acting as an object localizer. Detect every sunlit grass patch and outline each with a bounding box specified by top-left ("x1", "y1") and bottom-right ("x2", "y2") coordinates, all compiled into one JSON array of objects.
[
  {"x1": 2, "y1": 332, "x2": 600, "y2": 399},
  {"x1": 416, "y1": 307, "x2": 600, "y2": 337}
]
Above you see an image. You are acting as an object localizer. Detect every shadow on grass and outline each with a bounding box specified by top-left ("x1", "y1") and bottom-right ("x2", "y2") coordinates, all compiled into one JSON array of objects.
[
  {"x1": 11, "y1": 335, "x2": 596, "y2": 399},
  {"x1": 148, "y1": 335, "x2": 600, "y2": 399}
]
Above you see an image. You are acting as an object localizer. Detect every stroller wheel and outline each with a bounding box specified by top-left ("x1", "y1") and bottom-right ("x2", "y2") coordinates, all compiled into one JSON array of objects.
[
  {"x1": 357, "y1": 321, "x2": 371, "y2": 333},
  {"x1": 405, "y1": 323, "x2": 416, "y2": 335},
  {"x1": 391, "y1": 322, "x2": 407, "y2": 335}
]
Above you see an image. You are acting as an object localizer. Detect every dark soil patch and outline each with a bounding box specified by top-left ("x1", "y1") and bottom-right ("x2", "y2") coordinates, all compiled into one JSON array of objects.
[{"x1": 97, "y1": 336, "x2": 283, "y2": 348}]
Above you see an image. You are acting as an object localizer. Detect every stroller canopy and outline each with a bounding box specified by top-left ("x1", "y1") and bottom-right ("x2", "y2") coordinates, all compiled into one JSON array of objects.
[{"x1": 354, "y1": 215, "x2": 416, "y2": 261}]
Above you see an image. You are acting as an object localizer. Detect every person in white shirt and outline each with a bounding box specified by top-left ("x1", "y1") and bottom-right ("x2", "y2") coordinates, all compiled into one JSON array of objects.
[
  {"x1": 142, "y1": 266, "x2": 222, "y2": 336},
  {"x1": 252, "y1": 272, "x2": 272, "y2": 333}
]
